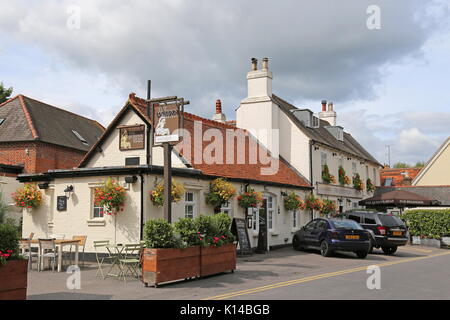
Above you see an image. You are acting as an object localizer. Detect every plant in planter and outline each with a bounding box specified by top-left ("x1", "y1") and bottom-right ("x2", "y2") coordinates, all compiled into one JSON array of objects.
[
  {"x1": 338, "y1": 166, "x2": 351, "y2": 186},
  {"x1": 237, "y1": 188, "x2": 263, "y2": 209},
  {"x1": 94, "y1": 178, "x2": 126, "y2": 215},
  {"x1": 205, "y1": 178, "x2": 236, "y2": 213},
  {"x1": 305, "y1": 194, "x2": 323, "y2": 211},
  {"x1": 320, "y1": 200, "x2": 337, "y2": 217},
  {"x1": 322, "y1": 164, "x2": 334, "y2": 184},
  {"x1": 150, "y1": 179, "x2": 185, "y2": 207},
  {"x1": 0, "y1": 224, "x2": 27, "y2": 300},
  {"x1": 12, "y1": 184, "x2": 42, "y2": 210},
  {"x1": 352, "y1": 173, "x2": 364, "y2": 191},
  {"x1": 174, "y1": 217, "x2": 201, "y2": 248},
  {"x1": 366, "y1": 178, "x2": 375, "y2": 192}
]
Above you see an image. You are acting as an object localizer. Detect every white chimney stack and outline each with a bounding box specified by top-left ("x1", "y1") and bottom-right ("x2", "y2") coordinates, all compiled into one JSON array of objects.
[
  {"x1": 319, "y1": 100, "x2": 337, "y2": 126},
  {"x1": 244, "y1": 57, "x2": 273, "y2": 100}
]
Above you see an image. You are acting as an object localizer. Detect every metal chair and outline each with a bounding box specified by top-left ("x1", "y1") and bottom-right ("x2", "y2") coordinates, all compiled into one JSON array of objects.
[
  {"x1": 38, "y1": 239, "x2": 59, "y2": 272},
  {"x1": 69, "y1": 235, "x2": 87, "y2": 267},
  {"x1": 20, "y1": 239, "x2": 38, "y2": 271},
  {"x1": 118, "y1": 244, "x2": 143, "y2": 283},
  {"x1": 94, "y1": 240, "x2": 114, "y2": 279}
]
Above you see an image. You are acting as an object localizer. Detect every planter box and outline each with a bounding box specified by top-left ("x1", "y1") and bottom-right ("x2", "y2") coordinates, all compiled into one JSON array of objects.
[
  {"x1": 200, "y1": 243, "x2": 237, "y2": 277},
  {"x1": 420, "y1": 238, "x2": 441, "y2": 248},
  {"x1": 411, "y1": 236, "x2": 421, "y2": 245},
  {"x1": 141, "y1": 246, "x2": 200, "y2": 287},
  {"x1": 0, "y1": 260, "x2": 28, "y2": 300},
  {"x1": 441, "y1": 237, "x2": 450, "y2": 247}
]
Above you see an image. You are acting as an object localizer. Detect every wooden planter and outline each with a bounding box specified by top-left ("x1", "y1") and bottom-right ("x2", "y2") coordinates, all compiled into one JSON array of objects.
[
  {"x1": 141, "y1": 246, "x2": 200, "y2": 287},
  {"x1": 0, "y1": 260, "x2": 28, "y2": 300},
  {"x1": 200, "y1": 243, "x2": 237, "y2": 277}
]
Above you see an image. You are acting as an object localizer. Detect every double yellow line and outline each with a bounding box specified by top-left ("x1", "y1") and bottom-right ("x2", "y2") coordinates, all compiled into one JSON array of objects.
[{"x1": 202, "y1": 251, "x2": 450, "y2": 300}]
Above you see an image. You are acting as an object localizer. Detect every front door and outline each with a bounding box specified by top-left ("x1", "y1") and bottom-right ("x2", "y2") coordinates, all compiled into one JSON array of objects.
[{"x1": 256, "y1": 199, "x2": 268, "y2": 253}]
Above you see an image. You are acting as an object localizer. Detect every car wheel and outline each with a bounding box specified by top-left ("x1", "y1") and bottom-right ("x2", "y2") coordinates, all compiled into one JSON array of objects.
[
  {"x1": 292, "y1": 236, "x2": 302, "y2": 251},
  {"x1": 355, "y1": 251, "x2": 368, "y2": 259},
  {"x1": 381, "y1": 246, "x2": 398, "y2": 255},
  {"x1": 320, "y1": 241, "x2": 332, "y2": 257}
]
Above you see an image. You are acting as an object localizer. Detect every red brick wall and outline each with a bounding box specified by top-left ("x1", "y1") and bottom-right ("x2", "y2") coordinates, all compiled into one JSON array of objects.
[{"x1": 0, "y1": 142, "x2": 85, "y2": 174}]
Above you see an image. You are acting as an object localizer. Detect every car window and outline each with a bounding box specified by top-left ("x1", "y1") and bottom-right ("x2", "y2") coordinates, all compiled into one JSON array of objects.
[
  {"x1": 304, "y1": 220, "x2": 317, "y2": 230},
  {"x1": 364, "y1": 215, "x2": 377, "y2": 224},
  {"x1": 348, "y1": 214, "x2": 361, "y2": 223},
  {"x1": 378, "y1": 215, "x2": 405, "y2": 227},
  {"x1": 316, "y1": 220, "x2": 328, "y2": 230},
  {"x1": 331, "y1": 220, "x2": 363, "y2": 230}
]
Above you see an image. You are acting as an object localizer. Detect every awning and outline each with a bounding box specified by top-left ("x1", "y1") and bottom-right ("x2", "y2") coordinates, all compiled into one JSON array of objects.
[{"x1": 359, "y1": 189, "x2": 440, "y2": 207}]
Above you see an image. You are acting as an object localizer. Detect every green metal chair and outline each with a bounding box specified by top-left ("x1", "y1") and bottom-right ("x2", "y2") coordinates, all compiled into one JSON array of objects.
[
  {"x1": 118, "y1": 244, "x2": 143, "y2": 283},
  {"x1": 93, "y1": 240, "x2": 113, "y2": 279}
]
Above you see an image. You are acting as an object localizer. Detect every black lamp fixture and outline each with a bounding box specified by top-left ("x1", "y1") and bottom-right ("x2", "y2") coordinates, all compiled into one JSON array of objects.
[
  {"x1": 346, "y1": 199, "x2": 352, "y2": 204},
  {"x1": 337, "y1": 198, "x2": 343, "y2": 204},
  {"x1": 64, "y1": 185, "x2": 74, "y2": 199},
  {"x1": 38, "y1": 182, "x2": 49, "y2": 190},
  {"x1": 125, "y1": 176, "x2": 138, "y2": 184},
  {"x1": 281, "y1": 191, "x2": 288, "y2": 197}
]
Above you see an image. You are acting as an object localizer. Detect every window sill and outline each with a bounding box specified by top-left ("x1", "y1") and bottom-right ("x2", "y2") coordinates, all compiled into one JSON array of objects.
[{"x1": 87, "y1": 219, "x2": 106, "y2": 227}]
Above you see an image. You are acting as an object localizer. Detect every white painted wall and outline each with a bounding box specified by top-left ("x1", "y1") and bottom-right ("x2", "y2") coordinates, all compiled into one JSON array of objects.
[{"x1": 0, "y1": 175, "x2": 22, "y2": 223}]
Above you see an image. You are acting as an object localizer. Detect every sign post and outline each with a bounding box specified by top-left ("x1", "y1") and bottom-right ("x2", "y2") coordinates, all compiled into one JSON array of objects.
[{"x1": 151, "y1": 97, "x2": 187, "y2": 223}]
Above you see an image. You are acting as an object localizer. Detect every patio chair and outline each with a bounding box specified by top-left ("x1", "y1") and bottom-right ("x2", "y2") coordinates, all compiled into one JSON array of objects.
[
  {"x1": 20, "y1": 239, "x2": 38, "y2": 271},
  {"x1": 68, "y1": 235, "x2": 87, "y2": 267},
  {"x1": 118, "y1": 244, "x2": 143, "y2": 283},
  {"x1": 94, "y1": 240, "x2": 114, "y2": 279},
  {"x1": 38, "y1": 239, "x2": 59, "y2": 272},
  {"x1": 49, "y1": 234, "x2": 65, "y2": 239}
]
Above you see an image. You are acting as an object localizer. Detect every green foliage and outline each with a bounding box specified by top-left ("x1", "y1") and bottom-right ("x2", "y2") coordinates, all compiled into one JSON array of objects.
[
  {"x1": 196, "y1": 213, "x2": 235, "y2": 247},
  {"x1": 0, "y1": 223, "x2": 21, "y2": 265},
  {"x1": 144, "y1": 219, "x2": 177, "y2": 249},
  {"x1": 0, "y1": 82, "x2": 13, "y2": 104},
  {"x1": 174, "y1": 217, "x2": 200, "y2": 247},
  {"x1": 0, "y1": 191, "x2": 10, "y2": 225},
  {"x1": 402, "y1": 209, "x2": 450, "y2": 239},
  {"x1": 414, "y1": 161, "x2": 425, "y2": 168},
  {"x1": 393, "y1": 162, "x2": 410, "y2": 168}
]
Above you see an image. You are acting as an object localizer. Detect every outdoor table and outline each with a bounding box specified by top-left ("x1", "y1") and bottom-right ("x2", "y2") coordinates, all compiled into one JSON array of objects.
[
  {"x1": 105, "y1": 244, "x2": 125, "y2": 278},
  {"x1": 21, "y1": 239, "x2": 81, "y2": 272}
]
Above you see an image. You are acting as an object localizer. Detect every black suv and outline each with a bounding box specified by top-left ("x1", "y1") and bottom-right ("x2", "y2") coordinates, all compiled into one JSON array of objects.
[{"x1": 343, "y1": 211, "x2": 408, "y2": 255}]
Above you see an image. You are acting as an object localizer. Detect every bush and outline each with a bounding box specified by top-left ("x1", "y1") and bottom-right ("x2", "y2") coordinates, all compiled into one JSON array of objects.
[
  {"x1": 402, "y1": 209, "x2": 450, "y2": 239},
  {"x1": 0, "y1": 224, "x2": 21, "y2": 265},
  {"x1": 174, "y1": 217, "x2": 200, "y2": 247},
  {"x1": 196, "y1": 213, "x2": 235, "y2": 247},
  {"x1": 144, "y1": 219, "x2": 177, "y2": 249}
]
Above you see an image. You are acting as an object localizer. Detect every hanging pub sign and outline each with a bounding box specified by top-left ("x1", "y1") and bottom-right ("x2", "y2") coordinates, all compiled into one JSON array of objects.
[
  {"x1": 153, "y1": 103, "x2": 182, "y2": 145},
  {"x1": 119, "y1": 125, "x2": 145, "y2": 150}
]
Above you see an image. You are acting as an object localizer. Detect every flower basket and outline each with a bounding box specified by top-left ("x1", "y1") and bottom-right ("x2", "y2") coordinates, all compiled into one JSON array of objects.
[
  {"x1": 322, "y1": 164, "x2": 332, "y2": 184},
  {"x1": 305, "y1": 194, "x2": 323, "y2": 211},
  {"x1": 353, "y1": 173, "x2": 364, "y2": 191},
  {"x1": 205, "y1": 178, "x2": 236, "y2": 211},
  {"x1": 320, "y1": 200, "x2": 337, "y2": 216},
  {"x1": 237, "y1": 189, "x2": 263, "y2": 209},
  {"x1": 366, "y1": 178, "x2": 375, "y2": 192},
  {"x1": 94, "y1": 178, "x2": 126, "y2": 215},
  {"x1": 12, "y1": 184, "x2": 42, "y2": 210},
  {"x1": 150, "y1": 179, "x2": 185, "y2": 207},
  {"x1": 284, "y1": 192, "x2": 303, "y2": 211}
]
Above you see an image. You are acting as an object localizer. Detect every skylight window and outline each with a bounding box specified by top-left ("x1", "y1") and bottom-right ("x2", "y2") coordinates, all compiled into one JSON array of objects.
[
  {"x1": 0, "y1": 119, "x2": 5, "y2": 126},
  {"x1": 384, "y1": 178, "x2": 393, "y2": 187},
  {"x1": 72, "y1": 130, "x2": 89, "y2": 146}
]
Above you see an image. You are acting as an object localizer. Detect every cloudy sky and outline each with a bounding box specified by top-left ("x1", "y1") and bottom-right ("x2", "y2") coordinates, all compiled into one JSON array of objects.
[{"x1": 1, "y1": 0, "x2": 449, "y2": 166}]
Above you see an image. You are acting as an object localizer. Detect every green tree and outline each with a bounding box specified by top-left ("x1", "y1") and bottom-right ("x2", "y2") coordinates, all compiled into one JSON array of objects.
[
  {"x1": 414, "y1": 161, "x2": 425, "y2": 168},
  {"x1": 0, "y1": 82, "x2": 13, "y2": 104},
  {"x1": 393, "y1": 162, "x2": 410, "y2": 168}
]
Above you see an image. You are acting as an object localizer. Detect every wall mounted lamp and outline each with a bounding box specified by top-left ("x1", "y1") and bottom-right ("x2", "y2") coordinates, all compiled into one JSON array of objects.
[
  {"x1": 64, "y1": 185, "x2": 74, "y2": 199},
  {"x1": 125, "y1": 176, "x2": 138, "y2": 184},
  {"x1": 38, "y1": 182, "x2": 50, "y2": 190}
]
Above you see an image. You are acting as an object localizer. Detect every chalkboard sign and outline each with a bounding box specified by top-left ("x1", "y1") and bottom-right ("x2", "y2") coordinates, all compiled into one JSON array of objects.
[
  {"x1": 57, "y1": 196, "x2": 67, "y2": 212},
  {"x1": 232, "y1": 218, "x2": 252, "y2": 255}
]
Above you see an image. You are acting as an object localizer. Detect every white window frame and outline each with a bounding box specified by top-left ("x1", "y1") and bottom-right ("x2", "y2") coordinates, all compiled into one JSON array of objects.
[
  {"x1": 264, "y1": 194, "x2": 276, "y2": 232},
  {"x1": 220, "y1": 200, "x2": 233, "y2": 216},
  {"x1": 91, "y1": 189, "x2": 104, "y2": 219},
  {"x1": 184, "y1": 191, "x2": 196, "y2": 219}
]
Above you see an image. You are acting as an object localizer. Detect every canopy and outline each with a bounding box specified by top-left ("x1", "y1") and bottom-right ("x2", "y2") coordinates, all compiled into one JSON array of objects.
[{"x1": 359, "y1": 190, "x2": 440, "y2": 207}]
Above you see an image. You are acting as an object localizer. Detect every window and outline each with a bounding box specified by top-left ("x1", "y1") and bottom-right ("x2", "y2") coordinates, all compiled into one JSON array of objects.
[
  {"x1": 72, "y1": 130, "x2": 89, "y2": 146},
  {"x1": 184, "y1": 192, "x2": 196, "y2": 219},
  {"x1": 220, "y1": 201, "x2": 232, "y2": 216},
  {"x1": 316, "y1": 220, "x2": 328, "y2": 230},
  {"x1": 92, "y1": 190, "x2": 104, "y2": 219},
  {"x1": 338, "y1": 158, "x2": 343, "y2": 169},
  {"x1": 265, "y1": 195, "x2": 275, "y2": 231},
  {"x1": 352, "y1": 162, "x2": 357, "y2": 175},
  {"x1": 0, "y1": 118, "x2": 5, "y2": 126},
  {"x1": 348, "y1": 214, "x2": 361, "y2": 223},
  {"x1": 304, "y1": 220, "x2": 317, "y2": 231},
  {"x1": 373, "y1": 168, "x2": 377, "y2": 182},
  {"x1": 364, "y1": 215, "x2": 377, "y2": 225},
  {"x1": 321, "y1": 152, "x2": 328, "y2": 171},
  {"x1": 251, "y1": 208, "x2": 259, "y2": 232},
  {"x1": 384, "y1": 178, "x2": 393, "y2": 187}
]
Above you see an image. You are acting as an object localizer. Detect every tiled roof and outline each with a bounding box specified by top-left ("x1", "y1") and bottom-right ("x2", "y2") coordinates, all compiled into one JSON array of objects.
[
  {"x1": 0, "y1": 95, "x2": 105, "y2": 152},
  {"x1": 272, "y1": 94, "x2": 382, "y2": 166},
  {"x1": 380, "y1": 168, "x2": 422, "y2": 186},
  {"x1": 376, "y1": 186, "x2": 450, "y2": 206},
  {"x1": 129, "y1": 93, "x2": 311, "y2": 188}
]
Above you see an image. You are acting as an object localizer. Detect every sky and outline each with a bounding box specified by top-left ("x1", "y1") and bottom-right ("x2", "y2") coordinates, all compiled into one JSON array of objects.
[{"x1": 1, "y1": 0, "x2": 449, "y2": 166}]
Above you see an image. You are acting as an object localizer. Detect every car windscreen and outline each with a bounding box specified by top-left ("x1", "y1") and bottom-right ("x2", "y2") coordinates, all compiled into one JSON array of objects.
[
  {"x1": 331, "y1": 220, "x2": 363, "y2": 230},
  {"x1": 378, "y1": 215, "x2": 405, "y2": 227}
]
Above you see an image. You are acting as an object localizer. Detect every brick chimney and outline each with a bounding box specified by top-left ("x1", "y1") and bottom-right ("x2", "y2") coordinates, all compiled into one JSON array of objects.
[{"x1": 212, "y1": 99, "x2": 226, "y2": 123}]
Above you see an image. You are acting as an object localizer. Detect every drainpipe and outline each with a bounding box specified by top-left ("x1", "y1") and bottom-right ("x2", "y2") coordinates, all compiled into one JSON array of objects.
[
  {"x1": 309, "y1": 140, "x2": 315, "y2": 220},
  {"x1": 139, "y1": 173, "x2": 145, "y2": 240}
]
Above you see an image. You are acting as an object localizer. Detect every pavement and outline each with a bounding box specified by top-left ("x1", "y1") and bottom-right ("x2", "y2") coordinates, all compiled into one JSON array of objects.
[{"x1": 26, "y1": 245, "x2": 450, "y2": 300}]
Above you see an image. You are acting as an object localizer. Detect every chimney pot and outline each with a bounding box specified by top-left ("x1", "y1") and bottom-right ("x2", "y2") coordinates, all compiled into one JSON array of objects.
[
  {"x1": 328, "y1": 102, "x2": 334, "y2": 112},
  {"x1": 216, "y1": 99, "x2": 222, "y2": 114},
  {"x1": 262, "y1": 58, "x2": 269, "y2": 70},
  {"x1": 321, "y1": 100, "x2": 327, "y2": 112},
  {"x1": 251, "y1": 58, "x2": 258, "y2": 71}
]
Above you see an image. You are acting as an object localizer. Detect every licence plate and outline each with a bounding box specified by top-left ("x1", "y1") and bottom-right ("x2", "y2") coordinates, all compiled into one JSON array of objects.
[
  {"x1": 393, "y1": 231, "x2": 403, "y2": 236},
  {"x1": 345, "y1": 235, "x2": 360, "y2": 240}
]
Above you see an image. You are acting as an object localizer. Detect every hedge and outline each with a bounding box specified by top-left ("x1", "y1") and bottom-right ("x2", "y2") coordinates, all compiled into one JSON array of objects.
[{"x1": 402, "y1": 209, "x2": 450, "y2": 239}]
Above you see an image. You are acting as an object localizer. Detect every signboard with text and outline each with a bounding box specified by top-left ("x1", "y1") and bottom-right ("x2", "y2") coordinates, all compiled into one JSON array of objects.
[{"x1": 153, "y1": 103, "x2": 181, "y2": 145}]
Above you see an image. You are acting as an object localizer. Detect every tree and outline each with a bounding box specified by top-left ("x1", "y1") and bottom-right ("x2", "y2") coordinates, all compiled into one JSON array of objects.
[
  {"x1": 0, "y1": 82, "x2": 13, "y2": 104},
  {"x1": 414, "y1": 161, "x2": 425, "y2": 168},
  {"x1": 393, "y1": 162, "x2": 410, "y2": 168}
]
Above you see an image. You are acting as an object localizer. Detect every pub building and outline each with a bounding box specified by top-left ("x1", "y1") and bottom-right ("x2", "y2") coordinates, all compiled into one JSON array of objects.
[{"x1": 18, "y1": 58, "x2": 382, "y2": 253}]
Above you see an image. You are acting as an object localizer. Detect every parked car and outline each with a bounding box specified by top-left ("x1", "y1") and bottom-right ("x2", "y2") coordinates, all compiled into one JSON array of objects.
[
  {"x1": 292, "y1": 218, "x2": 371, "y2": 258},
  {"x1": 343, "y1": 211, "x2": 408, "y2": 255}
]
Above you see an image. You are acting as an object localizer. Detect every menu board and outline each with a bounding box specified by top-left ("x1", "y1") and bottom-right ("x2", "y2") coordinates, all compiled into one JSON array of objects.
[
  {"x1": 232, "y1": 218, "x2": 252, "y2": 255},
  {"x1": 57, "y1": 196, "x2": 67, "y2": 212}
]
